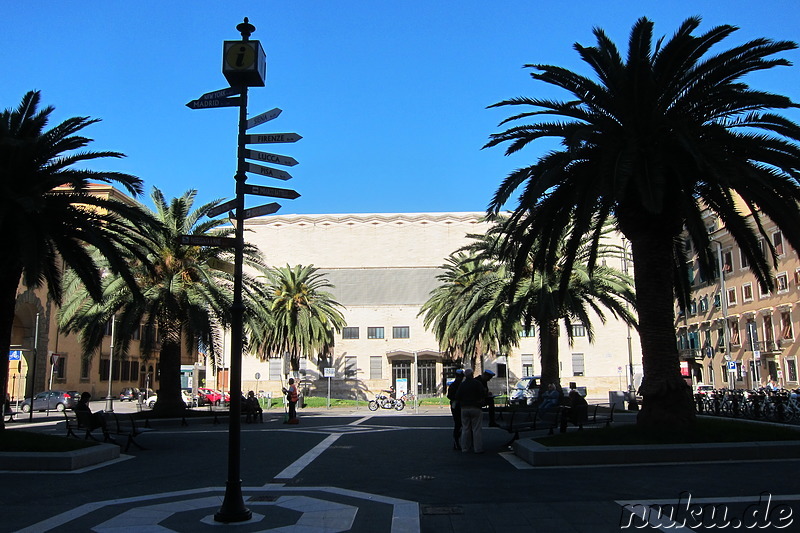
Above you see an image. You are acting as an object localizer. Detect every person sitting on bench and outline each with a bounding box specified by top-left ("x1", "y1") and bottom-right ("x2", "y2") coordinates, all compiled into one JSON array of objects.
[
  {"x1": 74, "y1": 392, "x2": 111, "y2": 440},
  {"x1": 244, "y1": 390, "x2": 263, "y2": 423}
]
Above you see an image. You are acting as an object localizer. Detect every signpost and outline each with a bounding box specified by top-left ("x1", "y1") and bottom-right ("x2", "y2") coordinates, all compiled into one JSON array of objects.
[
  {"x1": 244, "y1": 132, "x2": 302, "y2": 144},
  {"x1": 246, "y1": 108, "x2": 282, "y2": 129},
  {"x1": 243, "y1": 149, "x2": 298, "y2": 167},
  {"x1": 207, "y1": 199, "x2": 239, "y2": 218},
  {"x1": 242, "y1": 202, "x2": 281, "y2": 219},
  {"x1": 186, "y1": 17, "x2": 300, "y2": 524},
  {"x1": 324, "y1": 367, "x2": 335, "y2": 409},
  {"x1": 242, "y1": 184, "x2": 300, "y2": 200},
  {"x1": 245, "y1": 162, "x2": 292, "y2": 181},
  {"x1": 207, "y1": 257, "x2": 235, "y2": 275},
  {"x1": 179, "y1": 235, "x2": 236, "y2": 247}
]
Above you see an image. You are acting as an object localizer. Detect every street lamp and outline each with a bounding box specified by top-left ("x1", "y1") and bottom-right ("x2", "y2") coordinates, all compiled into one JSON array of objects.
[
  {"x1": 105, "y1": 316, "x2": 116, "y2": 412},
  {"x1": 621, "y1": 238, "x2": 635, "y2": 393},
  {"x1": 712, "y1": 238, "x2": 734, "y2": 390}
]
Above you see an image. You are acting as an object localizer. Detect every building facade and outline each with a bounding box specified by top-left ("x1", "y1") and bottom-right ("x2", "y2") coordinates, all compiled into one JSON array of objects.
[
  {"x1": 675, "y1": 211, "x2": 800, "y2": 391},
  {"x1": 208, "y1": 212, "x2": 643, "y2": 401}
]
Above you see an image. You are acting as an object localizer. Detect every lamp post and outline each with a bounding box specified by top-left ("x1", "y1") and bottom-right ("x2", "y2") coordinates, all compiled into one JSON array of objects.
[
  {"x1": 621, "y1": 238, "x2": 635, "y2": 393},
  {"x1": 712, "y1": 239, "x2": 734, "y2": 390},
  {"x1": 105, "y1": 316, "x2": 116, "y2": 412}
]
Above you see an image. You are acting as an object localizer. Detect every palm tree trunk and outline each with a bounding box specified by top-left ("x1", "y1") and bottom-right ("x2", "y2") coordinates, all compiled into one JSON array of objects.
[
  {"x1": 0, "y1": 269, "x2": 21, "y2": 431},
  {"x1": 538, "y1": 319, "x2": 561, "y2": 398},
  {"x1": 152, "y1": 325, "x2": 186, "y2": 416},
  {"x1": 627, "y1": 230, "x2": 695, "y2": 429}
]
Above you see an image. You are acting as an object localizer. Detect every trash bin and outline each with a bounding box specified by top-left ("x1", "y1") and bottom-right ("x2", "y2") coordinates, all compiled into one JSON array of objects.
[{"x1": 608, "y1": 391, "x2": 626, "y2": 411}]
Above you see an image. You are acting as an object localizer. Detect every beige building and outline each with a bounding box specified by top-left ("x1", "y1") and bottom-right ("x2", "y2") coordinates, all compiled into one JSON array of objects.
[
  {"x1": 676, "y1": 211, "x2": 800, "y2": 391},
  {"x1": 210, "y1": 212, "x2": 643, "y2": 401}
]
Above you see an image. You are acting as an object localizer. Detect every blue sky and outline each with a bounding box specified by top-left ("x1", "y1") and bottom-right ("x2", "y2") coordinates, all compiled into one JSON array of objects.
[{"x1": 4, "y1": 1, "x2": 800, "y2": 216}]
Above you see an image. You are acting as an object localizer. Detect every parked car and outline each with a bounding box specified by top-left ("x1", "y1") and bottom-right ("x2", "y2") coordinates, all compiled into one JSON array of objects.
[
  {"x1": 197, "y1": 387, "x2": 225, "y2": 406},
  {"x1": 147, "y1": 390, "x2": 196, "y2": 409},
  {"x1": 694, "y1": 384, "x2": 715, "y2": 396},
  {"x1": 509, "y1": 376, "x2": 541, "y2": 406},
  {"x1": 118, "y1": 387, "x2": 141, "y2": 402},
  {"x1": 20, "y1": 390, "x2": 80, "y2": 412}
]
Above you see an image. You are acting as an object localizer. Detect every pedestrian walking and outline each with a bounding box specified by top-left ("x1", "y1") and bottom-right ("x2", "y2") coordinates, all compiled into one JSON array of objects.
[
  {"x1": 455, "y1": 368, "x2": 486, "y2": 453},
  {"x1": 447, "y1": 369, "x2": 464, "y2": 450}
]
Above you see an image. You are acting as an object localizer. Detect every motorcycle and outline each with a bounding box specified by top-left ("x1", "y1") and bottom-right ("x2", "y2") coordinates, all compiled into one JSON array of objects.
[{"x1": 368, "y1": 391, "x2": 405, "y2": 411}]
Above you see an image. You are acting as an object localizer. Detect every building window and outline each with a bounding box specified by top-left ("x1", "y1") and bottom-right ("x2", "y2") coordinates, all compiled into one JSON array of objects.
[
  {"x1": 497, "y1": 361, "x2": 507, "y2": 378},
  {"x1": 714, "y1": 293, "x2": 721, "y2": 309},
  {"x1": 392, "y1": 326, "x2": 410, "y2": 339},
  {"x1": 787, "y1": 358, "x2": 798, "y2": 382},
  {"x1": 758, "y1": 281, "x2": 770, "y2": 299},
  {"x1": 103, "y1": 318, "x2": 114, "y2": 336},
  {"x1": 781, "y1": 311, "x2": 794, "y2": 341},
  {"x1": 369, "y1": 356, "x2": 382, "y2": 379},
  {"x1": 342, "y1": 327, "x2": 359, "y2": 339},
  {"x1": 520, "y1": 326, "x2": 536, "y2": 337},
  {"x1": 345, "y1": 356, "x2": 357, "y2": 378},
  {"x1": 99, "y1": 359, "x2": 109, "y2": 381},
  {"x1": 699, "y1": 296, "x2": 709, "y2": 313},
  {"x1": 571, "y1": 353, "x2": 585, "y2": 377},
  {"x1": 80, "y1": 357, "x2": 90, "y2": 380},
  {"x1": 131, "y1": 361, "x2": 140, "y2": 380},
  {"x1": 571, "y1": 324, "x2": 586, "y2": 337},
  {"x1": 726, "y1": 287, "x2": 737, "y2": 306},
  {"x1": 742, "y1": 283, "x2": 753, "y2": 302},
  {"x1": 521, "y1": 354, "x2": 534, "y2": 377},
  {"x1": 795, "y1": 268, "x2": 800, "y2": 288},
  {"x1": 740, "y1": 248, "x2": 750, "y2": 269},
  {"x1": 708, "y1": 364, "x2": 715, "y2": 387},
  {"x1": 688, "y1": 300, "x2": 697, "y2": 317},
  {"x1": 773, "y1": 230, "x2": 785, "y2": 256},
  {"x1": 730, "y1": 319, "x2": 740, "y2": 345},
  {"x1": 764, "y1": 314, "x2": 775, "y2": 343},
  {"x1": 53, "y1": 355, "x2": 66, "y2": 380},
  {"x1": 776, "y1": 272, "x2": 789, "y2": 294},
  {"x1": 131, "y1": 324, "x2": 142, "y2": 341},
  {"x1": 717, "y1": 326, "x2": 725, "y2": 349},
  {"x1": 367, "y1": 327, "x2": 384, "y2": 339},
  {"x1": 121, "y1": 360, "x2": 131, "y2": 381},
  {"x1": 722, "y1": 250, "x2": 733, "y2": 274}
]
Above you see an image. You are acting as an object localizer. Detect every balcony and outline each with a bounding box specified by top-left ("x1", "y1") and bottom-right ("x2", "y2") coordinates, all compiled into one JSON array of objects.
[{"x1": 745, "y1": 340, "x2": 781, "y2": 354}]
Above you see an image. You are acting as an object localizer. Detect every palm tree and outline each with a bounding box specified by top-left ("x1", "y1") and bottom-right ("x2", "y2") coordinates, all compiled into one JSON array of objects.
[
  {"x1": 0, "y1": 90, "x2": 153, "y2": 430},
  {"x1": 419, "y1": 253, "x2": 515, "y2": 371},
  {"x1": 253, "y1": 264, "x2": 346, "y2": 376},
  {"x1": 485, "y1": 17, "x2": 800, "y2": 428},
  {"x1": 58, "y1": 188, "x2": 272, "y2": 416}
]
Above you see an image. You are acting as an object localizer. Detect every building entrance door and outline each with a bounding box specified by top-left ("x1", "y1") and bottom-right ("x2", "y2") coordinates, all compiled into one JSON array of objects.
[
  {"x1": 418, "y1": 360, "x2": 436, "y2": 395},
  {"x1": 392, "y1": 360, "x2": 411, "y2": 394}
]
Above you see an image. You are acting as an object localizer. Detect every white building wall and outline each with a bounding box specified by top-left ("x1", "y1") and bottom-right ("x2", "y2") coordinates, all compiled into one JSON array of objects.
[{"x1": 219, "y1": 212, "x2": 641, "y2": 401}]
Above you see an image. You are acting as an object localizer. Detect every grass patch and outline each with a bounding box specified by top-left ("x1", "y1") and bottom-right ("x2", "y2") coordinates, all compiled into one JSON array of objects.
[
  {"x1": 535, "y1": 418, "x2": 800, "y2": 447},
  {"x1": 0, "y1": 430, "x2": 98, "y2": 452}
]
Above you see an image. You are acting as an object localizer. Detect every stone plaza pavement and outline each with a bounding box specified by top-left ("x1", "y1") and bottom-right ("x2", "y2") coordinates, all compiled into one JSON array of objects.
[{"x1": 4, "y1": 403, "x2": 800, "y2": 532}]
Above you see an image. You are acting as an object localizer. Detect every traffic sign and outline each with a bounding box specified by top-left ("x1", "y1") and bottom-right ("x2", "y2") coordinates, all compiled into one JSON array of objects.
[
  {"x1": 179, "y1": 235, "x2": 237, "y2": 247},
  {"x1": 243, "y1": 149, "x2": 298, "y2": 167},
  {"x1": 727, "y1": 361, "x2": 737, "y2": 372},
  {"x1": 244, "y1": 133, "x2": 302, "y2": 144},
  {"x1": 9, "y1": 350, "x2": 21, "y2": 361},
  {"x1": 186, "y1": 97, "x2": 241, "y2": 109},
  {"x1": 207, "y1": 199, "x2": 239, "y2": 218},
  {"x1": 208, "y1": 257, "x2": 235, "y2": 275},
  {"x1": 199, "y1": 87, "x2": 241, "y2": 101},
  {"x1": 242, "y1": 202, "x2": 281, "y2": 219},
  {"x1": 242, "y1": 184, "x2": 300, "y2": 200},
  {"x1": 246, "y1": 108, "x2": 282, "y2": 130},
  {"x1": 245, "y1": 162, "x2": 292, "y2": 181}
]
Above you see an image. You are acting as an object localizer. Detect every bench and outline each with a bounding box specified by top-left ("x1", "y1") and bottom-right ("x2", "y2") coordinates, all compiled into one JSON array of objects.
[
  {"x1": 586, "y1": 403, "x2": 614, "y2": 427},
  {"x1": 5, "y1": 409, "x2": 18, "y2": 423},
  {"x1": 495, "y1": 406, "x2": 561, "y2": 447},
  {"x1": 64, "y1": 410, "x2": 154, "y2": 452}
]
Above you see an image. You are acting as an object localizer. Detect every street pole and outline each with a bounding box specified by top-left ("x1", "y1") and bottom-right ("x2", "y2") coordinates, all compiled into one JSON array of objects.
[
  {"x1": 105, "y1": 317, "x2": 116, "y2": 412},
  {"x1": 28, "y1": 312, "x2": 39, "y2": 422},
  {"x1": 714, "y1": 239, "x2": 734, "y2": 390},
  {"x1": 215, "y1": 19, "x2": 253, "y2": 525},
  {"x1": 621, "y1": 238, "x2": 635, "y2": 393}
]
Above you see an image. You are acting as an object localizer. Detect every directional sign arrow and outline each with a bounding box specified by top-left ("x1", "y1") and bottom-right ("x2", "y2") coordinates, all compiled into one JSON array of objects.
[
  {"x1": 246, "y1": 108, "x2": 282, "y2": 130},
  {"x1": 207, "y1": 198, "x2": 239, "y2": 218},
  {"x1": 242, "y1": 202, "x2": 281, "y2": 219},
  {"x1": 245, "y1": 162, "x2": 293, "y2": 181},
  {"x1": 243, "y1": 149, "x2": 298, "y2": 167},
  {"x1": 207, "y1": 257, "x2": 235, "y2": 275},
  {"x1": 244, "y1": 133, "x2": 302, "y2": 144},
  {"x1": 179, "y1": 235, "x2": 236, "y2": 247},
  {"x1": 199, "y1": 87, "x2": 241, "y2": 101},
  {"x1": 242, "y1": 184, "x2": 301, "y2": 200},
  {"x1": 186, "y1": 97, "x2": 241, "y2": 110}
]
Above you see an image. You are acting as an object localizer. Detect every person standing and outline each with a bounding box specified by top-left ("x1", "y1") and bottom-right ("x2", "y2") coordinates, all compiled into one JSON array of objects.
[
  {"x1": 282, "y1": 378, "x2": 299, "y2": 424},
  {"x1": 475, "y1": 369, "x2": 497, "y2": 426},
  {"x1": 455, "y1": 369, "x2": 486, "y2": 453},
  {"x1": 447, "y1": 369, "x2": 464, "y2": 450}
]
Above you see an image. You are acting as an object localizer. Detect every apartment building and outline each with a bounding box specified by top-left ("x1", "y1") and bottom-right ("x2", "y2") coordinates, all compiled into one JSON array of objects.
[{"x1": 675, "y1": 212, "x2": 800, "y2": 391}]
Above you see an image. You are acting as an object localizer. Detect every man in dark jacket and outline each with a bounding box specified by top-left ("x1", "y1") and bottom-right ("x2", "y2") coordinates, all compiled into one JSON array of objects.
[
  {"x1": 475, "y1": 369, "x2": 497, "y2": 426},
  {"x1": 455, "y1": 369, "x2": 486, "y2": 453},
  {"x1": 446, "y1": 369, "x2": 464, "y2": 449}
]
